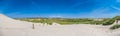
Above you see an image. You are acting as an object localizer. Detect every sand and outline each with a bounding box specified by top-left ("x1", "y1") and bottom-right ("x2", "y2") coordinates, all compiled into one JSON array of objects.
[{"x1": 0, "y1": 14, "x2": 120, "y2": 36}]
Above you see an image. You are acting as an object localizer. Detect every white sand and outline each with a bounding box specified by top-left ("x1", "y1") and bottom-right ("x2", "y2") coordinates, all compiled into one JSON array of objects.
[{"x1": 0, "y1": 14, "x2": 120, "y2": 36}]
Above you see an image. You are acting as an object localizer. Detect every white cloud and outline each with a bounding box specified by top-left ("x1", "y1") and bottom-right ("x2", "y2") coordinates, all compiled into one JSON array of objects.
[
  {"x1": 48, "y1": 15, "x2": 63, "y2": 18},
  {"x1": 117, "y1": 0, "x2": 120, "y2": 2},
  {"x1": 88, "y1": 7, "x2": 120, "y2": 18},
  {"x1": 111, "y1": 5, "x2": 120, "y2": 11},
  {"x1": 90, "y1": 8, "x2": 109, "y2": 14}
]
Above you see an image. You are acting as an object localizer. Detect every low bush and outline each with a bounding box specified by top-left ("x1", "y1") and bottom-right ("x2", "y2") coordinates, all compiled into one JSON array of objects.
[
  {"x1": 102, "y1": 19, "x2": 115, "y2": 25},
  {"x1": 110, "y1": 24, "x2": 120, "y2": 30}
]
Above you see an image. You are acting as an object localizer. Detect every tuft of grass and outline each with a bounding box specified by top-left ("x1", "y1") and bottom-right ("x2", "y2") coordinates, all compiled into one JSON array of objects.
[{"x1": 110, "y1": 24, "x2": 120, "y2": 30}]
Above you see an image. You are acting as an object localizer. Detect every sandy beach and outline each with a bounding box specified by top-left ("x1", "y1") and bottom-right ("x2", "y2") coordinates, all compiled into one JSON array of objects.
[{"x1": 0, "y1": 14, "x2": 120, "y2": 36}]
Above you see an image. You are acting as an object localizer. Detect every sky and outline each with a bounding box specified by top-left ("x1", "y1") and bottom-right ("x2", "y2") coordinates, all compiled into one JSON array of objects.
[{"x1": 0, "y1": 0, "x2": 120, "y2": 18}]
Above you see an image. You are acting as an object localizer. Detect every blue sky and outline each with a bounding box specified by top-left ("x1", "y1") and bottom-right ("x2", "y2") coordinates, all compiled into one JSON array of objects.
[{"x1": 0, "y1": 0, "x2": 120, "y2": 18}]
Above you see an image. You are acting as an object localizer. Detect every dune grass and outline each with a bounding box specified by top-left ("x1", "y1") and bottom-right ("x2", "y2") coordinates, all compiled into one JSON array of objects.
[
  {"x1": 16, "y1": 18, "x2": 108, "y2": 25},
  {"x1": 110, "y1": 24, "x2": 120, "y2": 30}
]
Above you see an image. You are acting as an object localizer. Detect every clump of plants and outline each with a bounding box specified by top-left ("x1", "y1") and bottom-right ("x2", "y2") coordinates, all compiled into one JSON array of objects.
[
  {"x1": 110, "y1": 24, "x2": 120, "y2": 30},
  {"x1": 102, "y1": 19, "x2": 115, "y2": 25},
  {"x1": 102, "y1": 16, "x2": 120, "y2": 25}
]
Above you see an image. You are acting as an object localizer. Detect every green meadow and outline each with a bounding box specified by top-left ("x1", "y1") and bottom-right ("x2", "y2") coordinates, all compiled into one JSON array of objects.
[
  {"x1": 15, "y1": 16, "x2": 120, "y2": 25},
  {"x1": 16, "y1": 18, "x2": 109, "y2": 25},
  {"x1": 15, "y1": 16, "x2": 120, "y2": 30}
]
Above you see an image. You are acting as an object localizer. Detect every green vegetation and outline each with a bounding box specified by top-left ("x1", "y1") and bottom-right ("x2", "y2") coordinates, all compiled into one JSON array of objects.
[
  {"x1": 15, "y1": 16, "x2": 120, "y2": 29},
  {"x1": 102, "y1": 16, "x2": 120, "y2": 25},
  {"x1": 110, "y1": 24, "x2": 120, "y2": 30},
  {"x1": 16, "y1": 18, "x2": 108, "y2": 25},
  {"x1": 102, "y1": 18, "x2": 115, "y2": 25},
  {"x1": 16, "y1": 16, "x2": 120, "y2": 25}
]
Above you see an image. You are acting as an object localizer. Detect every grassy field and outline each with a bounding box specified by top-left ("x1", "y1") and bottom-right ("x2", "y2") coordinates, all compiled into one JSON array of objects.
[
  {"x1": 16, "y1": 18, "x2": 109, "y2": 25},
  {"x1": 15, "y1": 16, "x2": 120, "y2": 30}
]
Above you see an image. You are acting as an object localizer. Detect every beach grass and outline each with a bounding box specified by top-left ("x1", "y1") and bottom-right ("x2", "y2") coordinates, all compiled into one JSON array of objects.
[{"x1": 16, "y1": 18, "x2": 108, "y2": 25}]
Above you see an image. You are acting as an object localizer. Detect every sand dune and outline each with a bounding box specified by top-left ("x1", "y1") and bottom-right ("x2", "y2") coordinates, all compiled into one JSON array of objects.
[{"x1": 0, "y1": 14, "x2": 120, "y2": 36}]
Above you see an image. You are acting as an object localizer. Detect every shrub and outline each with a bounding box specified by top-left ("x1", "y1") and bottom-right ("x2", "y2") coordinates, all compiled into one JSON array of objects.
[
  {"x1": 110, "y1": 24, "x2": 120, "y2": 30},
  {"x1": 102, "y1": 19, "x2": 115, "y2": 25},
  {"x1": 102, "y1": 16, "x2": 120, "y2": 25}
]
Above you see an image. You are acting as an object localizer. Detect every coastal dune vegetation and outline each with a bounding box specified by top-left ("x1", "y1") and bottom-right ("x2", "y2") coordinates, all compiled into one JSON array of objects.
[
  {"x1": 16, "y1": 16, "x2": 120, "y2": 30},
  {"x1": 16, "y1": 18, "x2": 108, "y2": 25}
]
